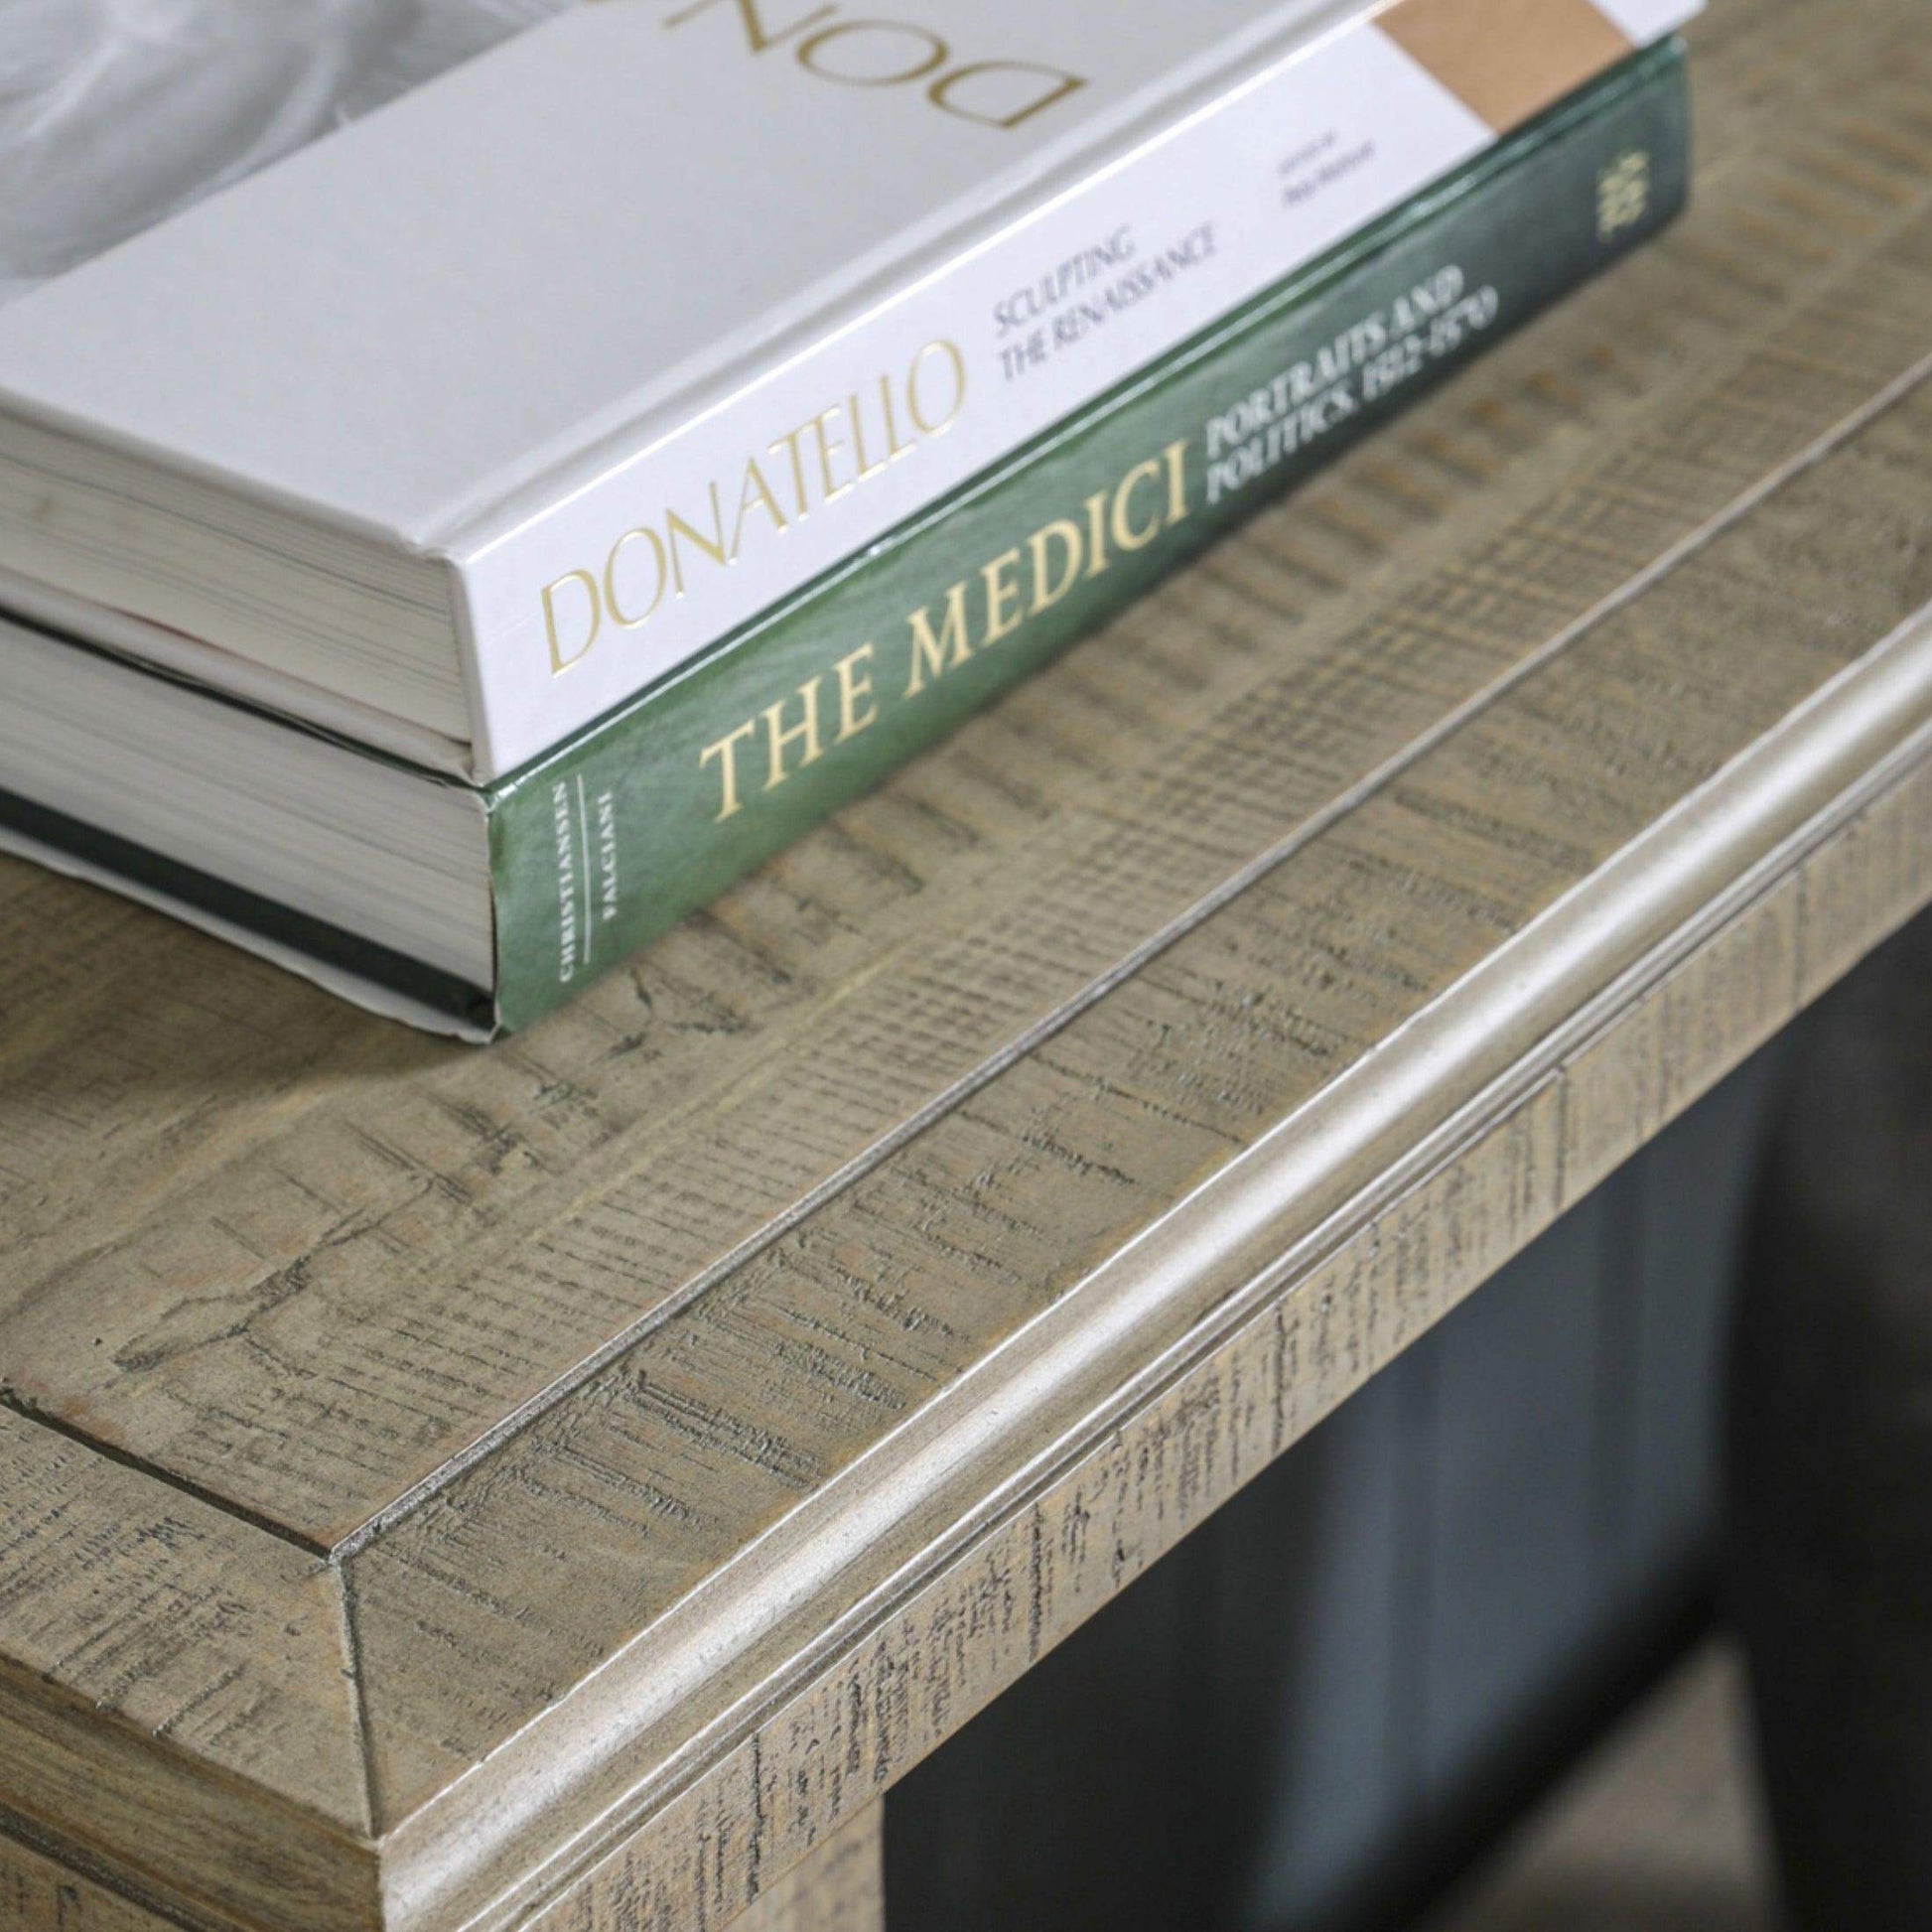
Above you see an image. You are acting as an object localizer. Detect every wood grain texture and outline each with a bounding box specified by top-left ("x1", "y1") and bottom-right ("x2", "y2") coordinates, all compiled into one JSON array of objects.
[
  {"x1": 3, "y1": 0, "x2": 1931, "y2": 1552},
  {"x1": 728, "y1": 1810, "x2": 880, "y2": 1932},
  {"x1": 509, "y1": 1805, "x2": 882, "y2": 1932},
  {"x1": 0, "y1": 1828, "x2": 175, "y2": 1932},
  {"x1": 4, "y1": 2, "x2": 1932, "y2": 1929},
  {"x1": 0, "y1": 1415, "x2": 376, "y2": 1932}
]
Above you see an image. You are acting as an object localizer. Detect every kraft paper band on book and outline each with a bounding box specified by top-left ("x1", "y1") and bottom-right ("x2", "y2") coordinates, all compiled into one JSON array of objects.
[{"x1": 1379, "y1": 0, "x2": 1638, "y2": 131}]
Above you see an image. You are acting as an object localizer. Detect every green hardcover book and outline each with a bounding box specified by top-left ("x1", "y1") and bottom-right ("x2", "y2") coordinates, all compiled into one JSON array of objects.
[{"x1": 0, "y1": 42, "x2": 1689, "y2": 1036}]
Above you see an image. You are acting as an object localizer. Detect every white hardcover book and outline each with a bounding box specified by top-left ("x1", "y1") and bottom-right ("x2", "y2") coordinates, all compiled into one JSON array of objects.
[{"x1": 0, "y1": 0, "x2": 1699, "y2": 781}]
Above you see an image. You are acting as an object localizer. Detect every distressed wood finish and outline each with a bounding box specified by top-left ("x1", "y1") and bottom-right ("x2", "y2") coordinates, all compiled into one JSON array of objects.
[
  {"x1": 705, "y1": 1812, "x2": 880, "y2": 1932},
  {"x1": 0, "y1": 1796, "x2": 877, "y2": 1932},
  {"x1": 0, "y1": 1832, "x2": 177, "y2": 1932},
  {"x1": 4, "y1": 0, "x2": 1932, "y2": 1927}
]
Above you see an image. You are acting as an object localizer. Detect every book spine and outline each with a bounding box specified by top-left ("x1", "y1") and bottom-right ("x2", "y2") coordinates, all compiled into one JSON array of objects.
[
  {"x1": 486, "y1": 43, "x2": 1690, "y2": 1035},
  {"x1": 454, "y1": 3, "x2": 1698, "y2": 779}
]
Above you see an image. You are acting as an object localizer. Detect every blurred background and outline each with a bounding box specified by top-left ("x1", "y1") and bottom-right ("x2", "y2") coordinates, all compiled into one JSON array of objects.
[{"x1": 0, "y1": 0, "x2": 570, "y2": 306}]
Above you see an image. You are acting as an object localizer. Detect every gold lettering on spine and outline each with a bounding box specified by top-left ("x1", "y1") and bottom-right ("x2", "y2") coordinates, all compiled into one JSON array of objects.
[
  {"x1": 701, "y1": 719, "x2": 759, "y2": 821},
  {"x1": 834, "y1": 642, "x2": 879, "y2": 741},
  {"x1": 692, "y1": 440, "x2": 1188, "y2": 805},
  {"x1": 544, "y1": 332, "x2": 966, "y2": 664},
  {"x1": 905, "y1": 582, "x2": 972, "y2": 694},
  {"x1": 1083, "y1": 489, "x2": 1112, "y2": 581},
  {"x1": 542, "y1": 338, "x2": 969, "y2": 670},
  {"x1": 767, "y1": 422, "x2": 816, "y2": 521},
  {"x1": 811, "y1": 405, "x2": 857, "y2": 504},
  {"x1": 731, "y1": 459, "x2": 789, "y2": 555},
  {"x1": 907, "y1": 340, "x2": 966, "y2": 437},
  {"x1": 981, "y1": 548, "x2": 1024, "y2": 645},
  {"x1": 762, "y1": 677, "x2": 826, "y2": 788},
  {"x1": 1163, "y1": 440, "x2": 1190, "y2": 527},
  {"x1": 1029, "y1": 519, "x2": 1083, "y2": 616},
  {"x1": 543, "y1": 571, "x2": 601, "y2": 673},
  {"x1": 667, "y1": 484, "x2": 730, "y2": 594},
  {"x1": 879, "y1": 374, "x2": 914, "y2": 464},
  {"x1": 605, "y1": 528, "x2": 670, "y2": 628},
  {"x1": 849, "y1": 388, "x2": 892, "y2": 484},
  {"x1": 1111, "y1": 460, "x2": 1165, "y2": 553}
]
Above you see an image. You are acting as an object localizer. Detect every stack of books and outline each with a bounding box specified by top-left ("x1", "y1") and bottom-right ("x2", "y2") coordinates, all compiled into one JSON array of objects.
[{"x1": 0, "y1": 0, "x2": 1698, "y2": 1036}]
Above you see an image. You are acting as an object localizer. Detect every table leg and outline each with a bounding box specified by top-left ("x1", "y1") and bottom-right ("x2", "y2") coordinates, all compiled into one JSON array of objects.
[{"x1": 1726, "y1": 910, "x2": 1932, "y2": 1932}]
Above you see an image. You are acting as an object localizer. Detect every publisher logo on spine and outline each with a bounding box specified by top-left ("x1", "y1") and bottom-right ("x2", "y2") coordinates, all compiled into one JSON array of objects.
[{"x1": 1597, "y1": 150, "x2": 1651, "y2": 239}]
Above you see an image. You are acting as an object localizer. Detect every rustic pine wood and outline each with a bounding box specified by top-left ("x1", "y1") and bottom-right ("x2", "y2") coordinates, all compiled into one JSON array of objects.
[{"x1": 3, "y1": 0, "x2": 1932, "y2": 1926}]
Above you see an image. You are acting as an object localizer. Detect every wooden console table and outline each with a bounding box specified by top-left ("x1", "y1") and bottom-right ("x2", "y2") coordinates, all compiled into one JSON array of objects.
[{"x1": 4, "y1": 0, "x2": 1931, "y2": 1926}]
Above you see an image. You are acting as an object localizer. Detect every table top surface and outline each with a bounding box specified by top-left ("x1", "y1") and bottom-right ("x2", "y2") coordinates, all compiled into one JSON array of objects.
[{"x1": 6, "y1": 1, "x2": 1932, "y2": 1927}]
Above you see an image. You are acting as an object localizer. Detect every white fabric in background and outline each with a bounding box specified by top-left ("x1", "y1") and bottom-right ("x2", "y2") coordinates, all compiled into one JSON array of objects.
[{"x1": 0, "y1": 0, "x2": 575, "y2": 306}]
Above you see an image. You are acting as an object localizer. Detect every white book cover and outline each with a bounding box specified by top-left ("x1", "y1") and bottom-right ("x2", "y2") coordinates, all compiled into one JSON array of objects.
[{"x1": 0, "y1": 0, "x2": 1699, "y2": 780}]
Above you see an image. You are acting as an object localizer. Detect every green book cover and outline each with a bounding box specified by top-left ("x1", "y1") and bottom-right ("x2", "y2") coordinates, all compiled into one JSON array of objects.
[{"x1": 481, "y1": 41, "x2": 1689, "y2": 1034}]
